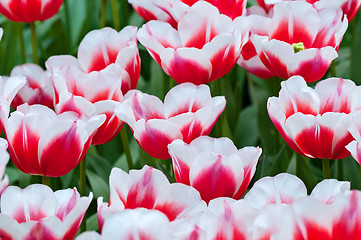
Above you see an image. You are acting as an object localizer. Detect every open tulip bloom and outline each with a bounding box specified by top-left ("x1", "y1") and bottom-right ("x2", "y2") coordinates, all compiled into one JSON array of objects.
[
  {"x1": 46, "y1": 26, "x2": 140, "y2": 94},
  {"x1": 168, "y1": 136, "x2": 262, "y2": 203},
  {"x1": 256, "y1": 0, "x2": 361, "y2": 21},
  {"x1": 0, "y1": 0, "x2": 63, "y2": 22},
  {"x1": 10, "y1": 63, "x2": 54, "y2": 109},
  {"x1": 268, "y1": 75, "x2": 361, "y2": 159},
  {"x1": 97, "y1": 165, "x2": 206, "y2": 232},
  {"x1": 137, "y1": 1, "x2": 249, "y2": 85},
  {"x1": 116, "y1": 83, "x2": 226, "y2": 159},
  {"x1": 128, "y1": 0, "x2": 190, "y2": 29},
  {"x1": 78, "y1": 208, "x2": 174, "y2": 240},
  {"x1": 239, "y1": 1, "x2": 348, "y2": 83},
  {"x1": 0, "y1": 184, "x2": 92, "y2": 240},
  {"x1": 3, "y1": 104, "x2": 105, "y2": 177},
  {"x1": 129, "y1": 0, "x2": 246, "y2": 27},
  {"x1": 246, "y1": 174, "x2": 361, "y2": 239},
  {"x1": 47, "y1": 63, "x2": 125, "y2": 145}
]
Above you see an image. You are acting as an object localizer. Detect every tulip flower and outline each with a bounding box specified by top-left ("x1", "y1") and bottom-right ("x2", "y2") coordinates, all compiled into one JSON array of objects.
[
  {"x1": 137, "y1": 1, "x2": 249, "y2": 85},
  {"x1": 252, "y1": 191, "x2": 361, "y2": 239},
  {"x1": 244, "y1": 173, "x2": 350, "y2": 209},
  {"x1": 0, "y1": 138, "x2": 9, "y2": 195},
  {"x1": 267, "y1": 76, "x2": 361, "y2": 159},
  {"x1": 78, "y1": 209, "x2": 174, "y2": 240},
  {"x1": 0, "y1": 184, "x2": 92, "y2": 240},
  {"x1": 10, "y1": 63, "x2": 54, "y2": 109},
  {"x1": 116, "y1": 83, "x2": 226, "y2": 159},
  {"x1": 97, "y1": 165, "x2": 206, "y2": 232},
  {"x1": 46, "y1": 63, "x2": 125, "y2": 145},
  {"x1": 239, "y1": 1, "x2": 347, "y2": 82},
  {"x1": 128, "y1": 0, "x2": 189, "y2": 28},
  {"x1": 47, "y1": 26, "x2": 140, "y2": 94},
  {"x1": 129, "y1": 0, "x2": 246, "y2": 26},
  {"x1": 3, "y1": 103, "x2": 105, "y2": 177},
  {"x1": 0, "y1": 0, "x2": 63, "y2": 22},
  {"x1": 256, "y1": 0, "x2": 361, "y2": 21},
  {"x1": 168, "y1": 136, "x2": 261, "y2": 203}
]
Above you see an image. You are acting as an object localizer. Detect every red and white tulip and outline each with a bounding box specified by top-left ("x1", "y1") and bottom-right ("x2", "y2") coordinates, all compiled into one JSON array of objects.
[
  {"x1": 256, "y1": 0, "x2": 361, "y2": 21},
  {"x1": 168, "y1": 136, "x2": 261, "y2": 203},
  {"x1": 0, "y1": 0, "x2": 63, "y2": 22},
  {"x1": 10, "y1": 63, "x2": 54, "y2": 109},
  {"x1": 0, "y1": 184, "x2": 92, "y2": 240},
  {"x1": 128, "y1": 0, "x2": 189, "y2": 28},
  {"x1": 137, "y1": 1, "x2": 249, "y2": 85},
  {"x1": 268, "y1": 76, "x2": 361, "y2": 159},
  {"x1": 3, "y1": 104, "x2": 105, "y2": 177},
  {"x1": 47, "y1": 26, "x2": 140, "y2": 94},
  {"x1": 79, "y1": 209, "x2": 174, "y2": 240},
  {"x1": 239, "y1": 1, "x2": 347, "y2": 82},
  {"x1": 116, "y1": 83, "x2": 226, "y2": 159},
  {"x1": 97, "y1": 165, "x2": 206, "y2": 232}
]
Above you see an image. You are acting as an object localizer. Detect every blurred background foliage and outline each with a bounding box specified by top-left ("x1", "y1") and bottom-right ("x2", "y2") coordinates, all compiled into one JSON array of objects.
[{"x1": 0, "y1": 0, "x2": 360, "y2": 232}]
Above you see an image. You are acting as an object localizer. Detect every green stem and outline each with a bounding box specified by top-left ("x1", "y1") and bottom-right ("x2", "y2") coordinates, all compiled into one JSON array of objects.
[
  {"x1": 42, "y1": 176, "x2": 51, "y2": 187},
  {"x1": 80, "y1": 156, "x2": 87, "y2": 231},
  {"x1": 29, "y1": 22, "x2": 38, "y2": 64},
  {"x1": 337, "y1": 159, "x2": 344, "y2": 180},
  {"x1": 121, "y1": 0, "x2": 129, "y2": 25},
  {"x1": 110, "y1": 0, "x2": 120, "y2": 30},
  {"x1": 212, "y1": 79, "x2": 222, "y2": 137},
  {"x1": 100, "y1": 0, "x2": 107, "y2": 28},
  {"x1": 120, "y1": 128, "x2": 133, "y2": 170},
  {"x1": 17, "y1": 23, "x2": 26, "y2": 63},
  {"x1": 64, "y1": 0, "x2": 72, "y2": 49},
  {"x1": 322, "y1": 158, "x2": 330, "y2": 179}
]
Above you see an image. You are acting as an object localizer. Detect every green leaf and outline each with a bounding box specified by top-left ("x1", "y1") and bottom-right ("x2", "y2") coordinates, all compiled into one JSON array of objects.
[
  {"x1": 86, "y1": 213, "x2": 99, "y2": 232},
  {"x1": 86, "y1": 170, "x2": 110, "y2": 202},
  {"x1": 351, "y1": 13, "x2": 361, "y2": 84},
  {"x1": 234, "y1": 105, "x2": 259, "y2": 148}
]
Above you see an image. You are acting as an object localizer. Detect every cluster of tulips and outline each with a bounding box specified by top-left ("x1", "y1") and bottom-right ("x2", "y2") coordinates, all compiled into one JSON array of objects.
[{"x1": 0, "y1": 0, "x2": 360, "y2": 239}]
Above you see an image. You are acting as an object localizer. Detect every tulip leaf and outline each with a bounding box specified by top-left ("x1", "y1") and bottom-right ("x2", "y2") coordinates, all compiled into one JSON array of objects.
[
  {"x1": 86, "y1": 213, "x2": 99, "y2": 232},
  {"x1": 86, "y1": 170, "x2": 110, "y2": 202},
  {"x1": 87, "y1": 151, "x2": 113, "y2": 182},
  {"x1": 234, "y1": 105, "x2": 259, "y2": 148},
  {"x1": 351, "y1": 13, "x2": 361, "y2": 84}
]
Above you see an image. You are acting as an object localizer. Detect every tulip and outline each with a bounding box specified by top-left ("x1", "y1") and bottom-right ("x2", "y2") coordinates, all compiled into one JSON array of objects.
[
  {"x1": 0, "y1": 0, "x2": 63, "y2": 22},
  {"x1": 0, "y1": 184, "x2": 92, "y2": 240},
  {"x1": 3, "y1": 103, "x2": 105, "y2": 177},
  {"x1": 46, "y1": 63, "x2": 125, "y2": 145},
  {"x1": 78, "y1": 209, "x2": 174, "y2": 240},
  {"x1": 10, "y1": 63, "x2": 54, "y2": 109},
  {"x1": 239, "y1": 1, "x2": 347, "y2": 82},
  {"x1": 244, "y1": 173, "x2": 350, "y2": 209},
  {"x1": 128, "y1": 0, "x2": 189, "y2": 28},
  {"x1": 116, "y1": 83, "x2": 226, "y2": 159},
  {"x1": 47, "y1": 26, "x2": 140, "y2": 94},
  {"x1": 168, "y1": 136, "x2": 261, "y2": 203},
  {"x1": 129, "y1": 0, "x2": 246, "y2": 26},
  {"x1": 256, "y1": 0, "x2": 361, "y2": 21},
  {"x1": 267, "y1": 76, "x2": 361, "y2": 159},
  {"x1": 97, "y1": 165, "x2": 206, "y2": 232},
  {"x1": 137, "y1": 1, "x2": 249, "y2": 85}
]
